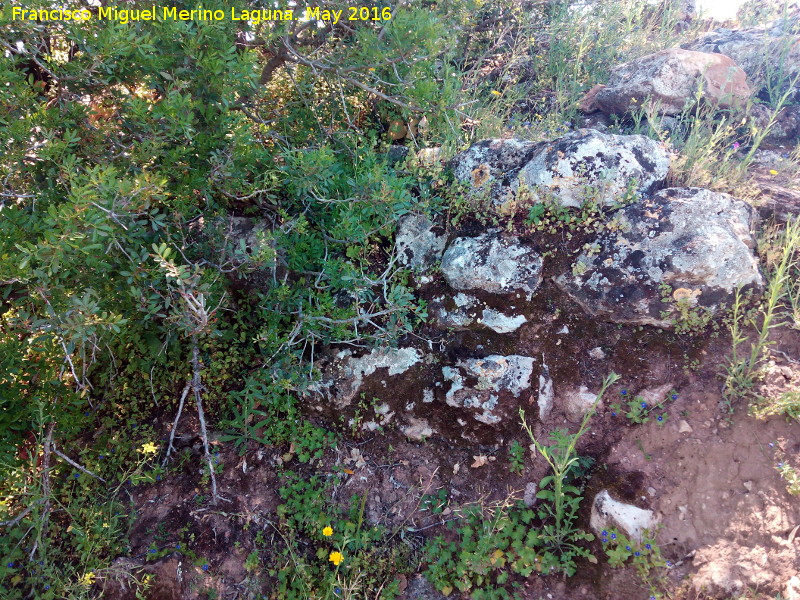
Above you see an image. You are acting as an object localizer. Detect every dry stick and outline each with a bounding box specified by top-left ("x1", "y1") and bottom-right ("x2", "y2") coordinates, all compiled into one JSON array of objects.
[
  {"x1": 163, "y1": 382, "x2": 191, "y2": 466},
  {"x1": 0, "y1": 503, "x2": 39, "y2": 528},
  {"x1": 191, "y1": 336, "x2": 228, "y2": 504},
  {"x1": 51, "y1": 444, "x2": 107, "y2": 483},
  {"x1": 30, "y1": 422, "x2": 55, "y2": 561}
]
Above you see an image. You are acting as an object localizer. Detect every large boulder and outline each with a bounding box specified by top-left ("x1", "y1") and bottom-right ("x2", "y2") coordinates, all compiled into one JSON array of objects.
[
  {"x1": 443, "y1": 355, "x2": 535, "y2": 425},
  {"x1": 440, "y1": 232, "x2": 544, "y2": 299},
  {"x1": 582, "y1": 49, "x2": 751, "y2": 116},
  {"x1": 683, "y1": 23, "x2": 800, "y2": 95},
  {"x1": 449, "y1": 130, "x2": 670, "y2": 215},
  {"x1": 555, "y1": 187, "x2": 763, "y2": 328}
]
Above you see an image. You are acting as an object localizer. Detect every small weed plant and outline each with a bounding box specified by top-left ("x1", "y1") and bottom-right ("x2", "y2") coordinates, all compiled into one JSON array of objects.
[
  {"x1": 267, "y1": 473, "x2": 411, "y2": 599},
  {"x1": 424, "y1": 373, "x2": 620, "y2": 597},
  {"x1": 508, "y1": 440, "x2": 526, "y2": 474},
  {"x1": 725, "y1": 217, "x2": 800, "y2": 410},
  {"x1": 601, "y1": 528, "x2": 668, "y2": 598},
  {"x1": 610, "y1": 388, "x2": 676, "y2": 425},
  {"x1": 520, "y1": 373, "x2": 619, "y2": 576}
]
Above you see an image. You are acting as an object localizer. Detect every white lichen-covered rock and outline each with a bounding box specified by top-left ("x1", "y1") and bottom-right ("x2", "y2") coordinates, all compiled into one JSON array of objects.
[
  {"x1": 440, "y1": 233, "x2": 543, "y2": 298},
  {"x1": 556, "y1": 187, "x2": 763, "y2": 328},
  {"x1": 515, "y1": 130, "x2": 671, "y2": 210},
  {"x1": 683, "y1": 23, "x2": 800, "y2": 96},
  {"x1": 538, "y1": 357, "x2": 554, "y2": 420},
  {"x1": 443, "y1": 355, "x2": 535, "y2": 425},
  {"x1": 590, "y1": 490, "x2": 658, "y2": 543},
  {"x1": 449, "y1": 130, "x2": 670, "y2": 215},
  {"x1": 583, "y1": 49, "x2": 751, "y2": 116},
  {"x1": 480, "y1": 309, "x2": 527, "y2": 333},
  {"x1": 564, "y1": 386, "x2": 598, "y2": 422},
  {"x1": 395, "y1": 213, "x2": 446, "y2": 272},
  {"x1": 309, "y1": 347, "x2": 422, "y2": 408},
  {"x1": 430, "y1": 293, "x2": 527, "y2": 333}
]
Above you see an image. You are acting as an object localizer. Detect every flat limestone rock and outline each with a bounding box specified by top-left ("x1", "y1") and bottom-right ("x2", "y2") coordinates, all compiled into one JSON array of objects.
[
  {"x1": 449, "y1": 130, "x2": 670, "y2": 215},
  {"x1": 556, "y1": 187, "x2": 763, "y2": 328},
  {"x1": 309, "y1": 347, "x2": 422, "y2": 408},
  {"x1": 440, "y1": 232, "x2": 543, "y2": 299},
  {"x1": 430, "y1": 293, "x2": 527, "y2": 333},
  {"x1": 590, "y1": 489, "x2": 658, "y2": 543},
  {"x1": 395, "y1": 213, "x2": 446, "y2": 272},
  {"x1": 443, "y1": 355, "x2": 535, "y2": 425}
]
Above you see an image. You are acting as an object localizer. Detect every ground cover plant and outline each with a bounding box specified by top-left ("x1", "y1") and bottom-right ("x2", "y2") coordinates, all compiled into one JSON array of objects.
[{"x1": 2, "y1": 0, "x2": 800, "y2": 599}]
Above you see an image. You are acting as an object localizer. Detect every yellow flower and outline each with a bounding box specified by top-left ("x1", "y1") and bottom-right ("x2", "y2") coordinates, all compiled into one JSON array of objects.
[
  {"x1": 322, "y1": 526, "x2": 333, "y2": 537},
  {"x1": 139, "y1": 442, "x2": 158, "y2": 455},
  {"x1": 102, "y1": 522, "x2": 110, "y2": 528},
  {"x1": 79, "y1": 572, "x2": 96, "y2": 587},
  {"x1": 490, "y1": 90, "x2": 501, "y2": 96},
  {"x1": 770, "y1": 169, "x2": 779, "y2": 175},
  {"x1": 328, "y1": 551, "x2": 343, "y2": 566}
]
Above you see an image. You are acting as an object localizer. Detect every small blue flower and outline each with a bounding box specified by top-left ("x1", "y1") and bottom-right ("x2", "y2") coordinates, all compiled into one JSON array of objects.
[
  {"x1": 635, "y1": 551, "x2": 641, "y2": 556},
  {"x1": 601, "y1": 530, "x2": 608, "y2": 536},
  {"x1": 611, "y1": 412, "x2": 617, "y2": 416},
  {"x1": 641, "y1": 402, "x2": 648, "y2": 408},
  {"x1": 74, "y1": 473, "x2": 80, "y2": 479},
  {"x1": 610, "y1": 533, "x2": 617, "y2": 540},
  {"x1": 778, "y1": 462, "x2": 784, "y2": 468},
  {"x1": 671, "y1": 394, "x2": 678, "y2": 400},
  {"x1": 334, "y1": 588, "x2": 341, "y2": 595},
  {"x1": 7, "y1": 562, "x2": 14, "y2": 568},
  {"x1": 645, "y1": 544, "x2": 652, "y2": 549},
  {"x1": 149, "y1": 548, "x2": 157, "y2": 554},
  {"x1": 202, "y1": 564, "x2": 209, "y2": 571},
  {"x1": 44, "y1": 585, "x2": 50, "y2": 590},
  {"x1": 175, "y1": 544, "x2": 181, "y2": 550},
  {"x1": 666, "y1": 561, "x2": 673, "y2": 567},
  {"x1": 156, "y1": 475, "x2": 161, "y2": 481},
  {"x1": 769, "y1": 443, "x2": 775, "y2": 448},
  {"x1": 657, "y1": 416, "x2": 663, "y2": 422},
  {"x1": 625, "y1": 545, "x2": 631, "y2": 551},
  {"x1": 84, "y1": 412, "x2": 90, "y2": 416},
  {"x1": 98, "y1": 455, "x2": 104, "y2": 459},
  {"x1": 621, "y1": 390, "x2": 627, "y2": 395}
]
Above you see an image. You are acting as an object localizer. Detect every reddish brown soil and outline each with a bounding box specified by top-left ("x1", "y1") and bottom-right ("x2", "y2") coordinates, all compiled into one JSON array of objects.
[{"x1": 100, "y1": 210, "x2": 800, "y2": 600}]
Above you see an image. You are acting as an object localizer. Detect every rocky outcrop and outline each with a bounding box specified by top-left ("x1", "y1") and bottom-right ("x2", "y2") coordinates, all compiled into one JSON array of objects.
[
  {"x1": 556, "y1": 187, "x2": 763, "y2": 328},
  {"x1": 443, "y1": 355, "x2": 535, "y2": 425},
  {"x1": 581, "y1": 49, "x2": 751, "y2": 116},
  {"x1": 395, "y1": 213, "x2": 446, "y2": 272},
  {"x1": 449, "y1": 130, "x2": 670, "y2": 215},
  {"x1": 440, "y1": 232, "x2": 544, "y2": 299},
  {"x1": 683, "y1": 23, "x2": 800, "y2": 95}
]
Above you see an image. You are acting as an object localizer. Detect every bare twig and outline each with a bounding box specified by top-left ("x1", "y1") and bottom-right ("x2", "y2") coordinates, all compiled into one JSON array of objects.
[
  {"x1": 52, "y1": 444, "x2": 107, "y2": 483},
  {"x1": 191, "y1": 336, "x2": 228, "y2": 504},
  {"x1": 0, "y1": 502, "x2": 39, "y2": 528},
  {"x1": 163, "y1": 383, "x2": 191, "y2": 465}
]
